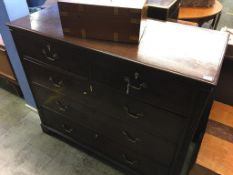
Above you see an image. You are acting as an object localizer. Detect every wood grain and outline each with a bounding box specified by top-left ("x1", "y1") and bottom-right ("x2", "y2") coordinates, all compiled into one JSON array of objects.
[
  {"x1": 210, "y1": 101, "x2": 233, "y2": 128},
  {"x1": 8, "y1": 5, "x2": 228, "y2": 85},
  {"x1": 197, "y1": 133, "x2": 233, "y2": 175}
]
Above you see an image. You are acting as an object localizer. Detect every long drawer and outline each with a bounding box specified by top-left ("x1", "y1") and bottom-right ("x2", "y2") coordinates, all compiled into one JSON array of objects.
[
  {"x1": 32, "y1": 85, "x2": 176, "y2": 166},
  {"x1": 12, "y1": 30, "x2": 90, "y2": 78},
  {"x1": 41, "y1": 107, "x2": 169, "y2": 175},
  {"x1": 91, "y1": 53, "x2": 197, "y2": 116}
]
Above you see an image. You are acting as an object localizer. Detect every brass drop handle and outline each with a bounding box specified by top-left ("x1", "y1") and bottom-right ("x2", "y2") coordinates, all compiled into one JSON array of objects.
[
  {"x1": 123, "y1": 106, "x2": 143, "y2": 119},
  {"x1": 49, "y1": 76, "x2": 63, "y2": 88},
  {"x1": 62, "y1": 124, "x2": 73, "y2": 133},
  {"x1": 124, "y1": 73, "x2": 147, "y2": 95},
  {"x1": 56, "y1": 100, "x2": 69, "y2": 112},
  {"x1": 83, "y1": 85, "x2": 94, "y2": 95},
  {"x1": 122, "y1": 154, "x2": 137, "y2": 165},
  {"x1": 122, "y1": 131, "x2": 140, "y2": 143},
  {"x1": 42, "y1": 44, "x2": 59, "y2": 61}
]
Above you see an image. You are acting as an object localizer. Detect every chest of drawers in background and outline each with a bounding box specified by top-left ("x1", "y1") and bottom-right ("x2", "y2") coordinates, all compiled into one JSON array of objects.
[
  {"x1": 9, "y1": 5, "x2": 228, "y2": 175},
  {"x1": 0, "y1": 34, "x2": 16, "y2": 82}
]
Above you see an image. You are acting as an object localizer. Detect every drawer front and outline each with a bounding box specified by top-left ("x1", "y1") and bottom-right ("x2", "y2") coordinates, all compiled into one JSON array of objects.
[
  {"x1": 97, "y1": 136, "x2": 169, "y2": 175},
  {"x1": 23, "y1": 59, "x2": 101, "y2": 108},
  {"x1": 94, "y1": 83, "x2": 187, "y2": 143},
  {"x1": 91, "y1": 54, "x2": 197, "y2": 116},
  {"x1": 13, "y1": 30, "x2": 90, "y2": 78},
  {"x1": 41, "y1": 107, "x2": 99, "y2": 147},
  {"x1": 33, "y1": 85, "x2": 175, "y2": 166},
  {"x1": 41, "y1": 107, "x2": 169, "y2": 175}
]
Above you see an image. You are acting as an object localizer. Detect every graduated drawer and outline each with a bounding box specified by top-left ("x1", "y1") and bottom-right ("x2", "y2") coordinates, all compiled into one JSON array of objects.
[
  {"x1": 41, "y1": 107, "x2": 169, "y2": 175},
  {"x1": 23, "y1": 59, "x2": 100, "y2": 108},
  {"x1": 33, "y1": 85, "x2": 175, "y2": 167},
  {"x1": 91, "y1": 53, "x2": 197, "y2": 116},
  {"x1": 12, "y1": 30, "x2": 90, "y2": 78},
  {"x1": 94, "y1": 83, "x2": 187, "y2": 143}
]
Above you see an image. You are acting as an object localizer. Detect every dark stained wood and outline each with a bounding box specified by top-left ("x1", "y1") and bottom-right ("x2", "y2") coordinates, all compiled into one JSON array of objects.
[
  {"x1": 206, "y1": 120, "x2": 233, "y2": 143},
  {"x1": 214, "y1": 28, "x2": 233, "y2": 105},
  {"x1": 147, "y1": 0, "x2": 180, "y2": 20},
  {"x1": 8, "y1": 5, "x2": 228, "y2": 175},
  {"x1": 214, "y1": 58, "x2": 233, "y2": 106},
  {"x1": 8, "y1": 5, "x2": 228, "y2": 85},
  {"x1": 41, "y1": 108, "x2": 169, "y2": 175}
]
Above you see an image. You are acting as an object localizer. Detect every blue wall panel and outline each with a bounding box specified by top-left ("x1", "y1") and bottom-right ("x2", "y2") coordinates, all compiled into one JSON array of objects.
[{"x1": 0, "y1": 0, "x2": 36, "y2": 108}]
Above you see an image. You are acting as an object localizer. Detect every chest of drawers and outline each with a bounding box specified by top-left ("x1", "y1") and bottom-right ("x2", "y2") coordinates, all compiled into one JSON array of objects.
[{"x1": 9, "y1": 5, "x2": 228, "y2": 175}]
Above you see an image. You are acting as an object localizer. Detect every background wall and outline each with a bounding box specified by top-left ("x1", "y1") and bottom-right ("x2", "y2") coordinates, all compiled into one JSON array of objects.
[{"x1": 0, "y1": 0, "x2": 36, "y2": 108}]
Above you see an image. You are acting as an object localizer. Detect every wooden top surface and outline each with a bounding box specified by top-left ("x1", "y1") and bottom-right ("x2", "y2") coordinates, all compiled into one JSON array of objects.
[
  {"x1": 8, "y1": 5, "x2": 228, "y2": 85},
  {"x1": 58, "y1": 0, "x2": 145, "y2": 9},
  {"x1": 179, "y1": 0, "x2": 223, "y2": 20}
]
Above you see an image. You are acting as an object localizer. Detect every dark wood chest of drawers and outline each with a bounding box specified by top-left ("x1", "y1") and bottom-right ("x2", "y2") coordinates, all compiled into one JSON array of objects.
[{"x1": 9, "y1": 5, "x2": 228, "y2": 175}]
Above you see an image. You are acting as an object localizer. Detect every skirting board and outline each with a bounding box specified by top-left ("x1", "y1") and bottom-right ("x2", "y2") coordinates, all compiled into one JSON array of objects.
[{"x1": 25, "y1": 103, "x2": 38, "y2": 113}]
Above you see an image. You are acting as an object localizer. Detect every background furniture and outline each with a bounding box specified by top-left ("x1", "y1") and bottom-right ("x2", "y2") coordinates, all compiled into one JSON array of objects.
[
  {"x1": 215, "y1": 28, "x2": 233, "y2": 106},
  {"x1": 0, "y1": 34, "x2": 22, "y2": 96},
  {"x1": 0, "y1": 34, "x2": 15, "y2": 81},
  {"x1": 9, "y1": 5, "x2": 228, "y2": 175},
  {"x1": 147, "y1": 0, "x2": 181, "y2": 20},
  {"x1": 178, "y1": 0, "x2": 222, "y2": 29}
]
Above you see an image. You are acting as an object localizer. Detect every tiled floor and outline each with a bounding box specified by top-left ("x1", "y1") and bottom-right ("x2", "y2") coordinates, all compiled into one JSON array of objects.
[
  {"x1": 197, "y1": 101, "x2": 233, "y2": 175},
  {"x1": 218, "y1": 0, "x2": 233, "y2": 29}
]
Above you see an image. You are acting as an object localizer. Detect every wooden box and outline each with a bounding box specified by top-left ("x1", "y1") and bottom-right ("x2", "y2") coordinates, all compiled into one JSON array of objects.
[
  {"x1": 58, "y1": 0, "x2": 147, "y2": 43},
  {"x1": 147, "y1": 0, "x2": 180, "y2": 21}
]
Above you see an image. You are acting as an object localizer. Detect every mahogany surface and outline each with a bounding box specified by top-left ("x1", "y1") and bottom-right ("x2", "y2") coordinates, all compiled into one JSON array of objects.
[
  {"x1": 58, "y1": 0, "x2": 147, "y2": 43},
  {"x1": 9, "y1": 5, "x2": 228, "y2": 85},
  {"x1": 8, "y1": 4, "x2": 228, "y2": 175}
]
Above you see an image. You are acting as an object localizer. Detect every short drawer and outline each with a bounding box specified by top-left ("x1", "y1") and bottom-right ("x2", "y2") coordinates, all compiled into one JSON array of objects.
[
  {"x1": 12, "y1": 30, "x2": 90, "y2": 78},
  {"x1": 91, "y1": 54, "x2": 197, "y2": 116},
  {"x1": 41, "y1": 107, "x2": 100, "y2": 148},
  {"x1": 33, "y1": 86, "x2": 175, "y2": 166},
  {"x1": 23, "y1": 59, "x2": 100, "y2": 108},
  {"x1": 41, "y1": 107, "x2": 169, "y2": 175},
  {"x1": 94, "y1": 83, "x2": 188, "y2": 143}
]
